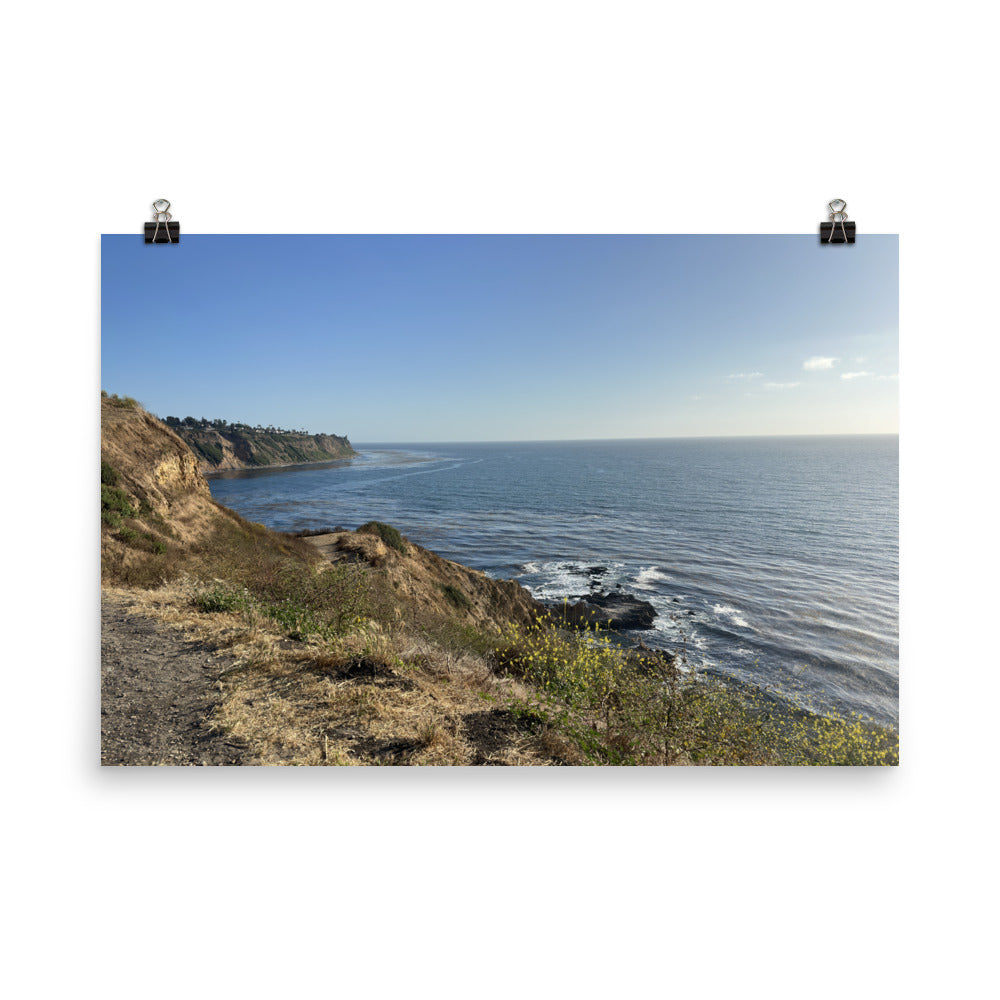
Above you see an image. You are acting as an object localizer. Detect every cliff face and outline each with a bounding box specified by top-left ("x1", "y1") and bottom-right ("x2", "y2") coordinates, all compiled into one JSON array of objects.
[
  {"x1": 101, "y1": 397, "x2": 544, "y2": 636},
  {"x1": 102, "y1": 398, "x2": 211, "y2": 519},
  {"x1": 168, "y1": 424, "x2": 356, "y2": 472},
  {"x1": 101, "y1": 397, "x2": 233, "y2": 565}
]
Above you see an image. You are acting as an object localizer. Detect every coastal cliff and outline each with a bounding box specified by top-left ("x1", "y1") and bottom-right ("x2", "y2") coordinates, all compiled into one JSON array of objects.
[
  {"x1": 101, "y1": 394, "x2": 542, "y2": 632},
  {"x1": 101, "y1": 393, "x2": 571, "y2": 765},
  {"x1": 161, "y1": 414, "x2": 356, "y2": 472}
]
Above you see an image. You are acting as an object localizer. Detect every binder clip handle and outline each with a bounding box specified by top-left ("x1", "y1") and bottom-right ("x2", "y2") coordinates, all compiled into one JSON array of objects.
[
  {"x1": 819, "y1": 198, "x2": 855, "y2": 244},
  {"x1": 145, "y1": 199, "x2": 180, "y2": 244},
  {"x1": 828, "y1": 200, "x2": 848, "y2": 243}
]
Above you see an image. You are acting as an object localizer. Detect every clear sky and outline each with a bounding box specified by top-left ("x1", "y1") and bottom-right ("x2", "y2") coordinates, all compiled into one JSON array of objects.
[{"x1": 101, "y1": 234, "x2": 898, "y2": 441}]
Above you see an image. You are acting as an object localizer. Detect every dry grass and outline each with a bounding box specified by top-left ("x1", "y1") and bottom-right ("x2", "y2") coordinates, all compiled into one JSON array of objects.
[
  {"x1": 107, "y1": 580, "x2": 566, "y2": 766},
  {"x1": 114, "y1": 578, "x2": 898, "y2": 767}
]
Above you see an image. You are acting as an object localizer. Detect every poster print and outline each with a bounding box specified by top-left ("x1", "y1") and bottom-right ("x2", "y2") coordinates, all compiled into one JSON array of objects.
[{"x1": 101, "y1": 234, "x2": 898, "y2": 766}]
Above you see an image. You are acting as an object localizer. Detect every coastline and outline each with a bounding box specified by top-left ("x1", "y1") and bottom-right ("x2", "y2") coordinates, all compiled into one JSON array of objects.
[{"x1": 204, "y1": 455, "x2": 358, "y2": 478}]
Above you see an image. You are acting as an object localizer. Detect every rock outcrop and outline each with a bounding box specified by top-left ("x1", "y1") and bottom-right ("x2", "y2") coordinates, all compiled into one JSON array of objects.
[
  {"x1": 101, "y1": 397, "x2": 211, "y2": 519},
  {"x1": 551, "y1": 591, "x2": 658, "y2": 630},
  {"x1": 101, "y1": 396, "x2": 244, "y2": 571}
]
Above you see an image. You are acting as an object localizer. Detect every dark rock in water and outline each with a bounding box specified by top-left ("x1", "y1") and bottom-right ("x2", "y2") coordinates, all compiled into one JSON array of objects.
[
  {"x1": 549, "y1": 601, "x2": 602, "y2": 628},
  {"x1": 546, "y1": 591, "x2": 656, "y2": 630},
  {"x1": 673, "y1": 597, "x2": 681, "y2": 603},
  {"x1": 586, "y1": 591, "x2": 657, "y2": 629},
  {"x1": 547, "y1": 587, "x2": 657, "y2": 630},
  {"x1": 585, "y1": 566, "x2": 607, "y2": 576}
]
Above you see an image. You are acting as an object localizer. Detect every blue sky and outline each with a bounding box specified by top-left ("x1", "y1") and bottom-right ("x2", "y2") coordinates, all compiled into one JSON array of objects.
[{"x1": 101, "y1": 234, "x2": 897, "y2": 441}]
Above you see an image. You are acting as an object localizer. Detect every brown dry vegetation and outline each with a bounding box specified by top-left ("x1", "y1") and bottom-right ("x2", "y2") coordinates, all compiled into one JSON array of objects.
[{"x1": 106, "y1": 580, "x2": 579, "y2": 766}]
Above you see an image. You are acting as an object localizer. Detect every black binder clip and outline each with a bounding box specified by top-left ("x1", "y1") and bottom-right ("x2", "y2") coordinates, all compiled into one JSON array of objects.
[
  {"x1": 819, "y1": 199, "x2": 855, "y2": 244},
  {"x1": 144, "y1": 199, "x2": 180, "y2": 244}
]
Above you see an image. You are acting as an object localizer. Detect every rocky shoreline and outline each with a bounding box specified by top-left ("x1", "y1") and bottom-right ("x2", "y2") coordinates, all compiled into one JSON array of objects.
[
  {"x1": 538, "y1": 563, "x2": 659, "y2": 631},
  {"x1": 551, "y1": 590, "x2": 658, "y2": 630}
]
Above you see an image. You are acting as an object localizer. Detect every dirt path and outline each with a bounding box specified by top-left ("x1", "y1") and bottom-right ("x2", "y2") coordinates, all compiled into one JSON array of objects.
[{"x1": 101, "y1": 592, "x2": 248, "y2": 765}]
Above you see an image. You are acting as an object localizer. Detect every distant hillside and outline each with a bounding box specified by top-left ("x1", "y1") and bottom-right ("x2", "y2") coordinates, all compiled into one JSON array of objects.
[{"x1": 160, "y1": 415, "x2": 356, "y2": 471}]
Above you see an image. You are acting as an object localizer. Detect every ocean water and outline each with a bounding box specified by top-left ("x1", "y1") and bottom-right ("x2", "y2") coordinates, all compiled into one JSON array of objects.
[{"x1": 207, "y1": 437, "x2": 899, "y2": 726}]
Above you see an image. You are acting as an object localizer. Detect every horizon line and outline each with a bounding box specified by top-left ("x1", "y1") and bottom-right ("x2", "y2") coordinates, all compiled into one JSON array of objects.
[{"x1": 351, "y1": 431, "x2": 899, "y2": 446}]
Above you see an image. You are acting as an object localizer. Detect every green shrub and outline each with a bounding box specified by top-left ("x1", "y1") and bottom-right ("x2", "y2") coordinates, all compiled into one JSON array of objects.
[
  {"x1": 196, "y1": 586, "x2": 251, "y2": 614},
  {"x1": 101, "y1": 509, "x2": 122, "y2": 529},
  {"x1": 101, "y1": 484, "x2": 137, "y2": 519},
  {"x1": 195, "y1": 441, "x2": 224, "y2": 464},
  {"x1": 101, "y1": 461, "x2": 119, "y2": 486},
  {"x1": 358, "y1": 521, "x2": 408, "y2": 554},
  {"x1": 109, "y1": 513, "x2": 167, "y2": 554},
  {"x1": 439, "y1": 583, "x2": 472, "y2": 611}
]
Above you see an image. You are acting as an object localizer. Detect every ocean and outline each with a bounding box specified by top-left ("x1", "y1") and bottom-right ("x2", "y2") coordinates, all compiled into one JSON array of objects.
[{"x1": 206, "y1": 436, "x2": 899, "y2": 726}]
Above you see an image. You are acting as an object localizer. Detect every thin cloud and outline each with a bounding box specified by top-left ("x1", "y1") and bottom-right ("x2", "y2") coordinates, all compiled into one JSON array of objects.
[
  {"x1": 841, "y1": 371, "x2": 872, "y2": 380},
  {"x1": 725, "y1": 371, "x2": 763, "y2": 380},
  {"x1": 803, "y1": 356, "x2": 839, "y2": 371},
  {"x1": 764, "y1": 381, "x2": 801, "y2": 389},
  {"x1": 877, "y1": 373, "x2": 899, "y2": 380}
]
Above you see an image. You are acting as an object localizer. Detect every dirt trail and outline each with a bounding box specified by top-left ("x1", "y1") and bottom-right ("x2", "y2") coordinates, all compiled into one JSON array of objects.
[{"x1": 101, "y1": 592, "x2": 247, "y2": 765}]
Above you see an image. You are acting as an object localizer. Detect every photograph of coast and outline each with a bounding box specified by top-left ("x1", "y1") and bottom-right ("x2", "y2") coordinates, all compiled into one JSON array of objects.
[{"x1": 101, "y1": 234, "x2": 899, "y2": 766}]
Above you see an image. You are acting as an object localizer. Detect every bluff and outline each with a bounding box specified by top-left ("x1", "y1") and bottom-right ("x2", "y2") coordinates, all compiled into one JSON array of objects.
[
  {"x1": 101, "y1": 395, "x2": 545, "y2": 630},
  {"x1": 101, "y1": 395, "x2": 252, "y2": 583},
  {"x1": 162, "y1": 416, "x2": 356, "y2": 472}
]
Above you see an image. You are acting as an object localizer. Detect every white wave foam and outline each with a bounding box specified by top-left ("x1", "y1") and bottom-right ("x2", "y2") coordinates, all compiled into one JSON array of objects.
[
  {"x1": 713, "y1": 603, "x2": 751, "y2": 629},
  {"x1": 633, "y1": 566, "x2": 672, "y2": 590},
  {"x1": 528, "y1": 563, "x2": 593, "y2": 599},
  {"x1": 652, "y1": 616, "x2": 683, "y2": 635},
  {"x1": 522, "y1": 560, "x2": 628, "y2": 600}
]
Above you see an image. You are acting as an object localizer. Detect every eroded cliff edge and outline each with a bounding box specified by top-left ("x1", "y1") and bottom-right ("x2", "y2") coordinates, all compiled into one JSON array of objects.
[{"x1": 161, "y1": 415, "x2": 356, "y2": 471}]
